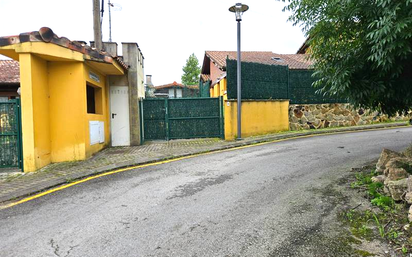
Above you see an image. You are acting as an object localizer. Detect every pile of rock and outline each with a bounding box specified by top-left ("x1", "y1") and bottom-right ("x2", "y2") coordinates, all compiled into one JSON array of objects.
[{"x1": 373, "y1": 148, "x2": 412, "y2": 220}]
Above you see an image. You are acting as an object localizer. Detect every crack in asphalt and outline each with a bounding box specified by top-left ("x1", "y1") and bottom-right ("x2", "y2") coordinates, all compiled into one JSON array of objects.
[
  {"x1": 49, "y1": 239, "x2": 79, "y2": 257},
  {"x1": 49, "y1": 239, "x2": 60, "y2": 257}
]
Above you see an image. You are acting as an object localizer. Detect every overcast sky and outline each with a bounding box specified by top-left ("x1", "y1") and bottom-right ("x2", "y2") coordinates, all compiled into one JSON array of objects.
[{"x1": 0, "y1": 0, "x2": 305, "y2": 86}]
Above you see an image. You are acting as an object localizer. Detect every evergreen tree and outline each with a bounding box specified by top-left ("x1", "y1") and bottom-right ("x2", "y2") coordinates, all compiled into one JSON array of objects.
[{"x1": 181, "y1": 54, "x2": 201, "y2": 85}]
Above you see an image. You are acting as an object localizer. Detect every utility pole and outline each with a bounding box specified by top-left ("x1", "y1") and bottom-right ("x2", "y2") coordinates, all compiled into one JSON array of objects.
[
  {"x1": 108, "y1": 0, "x2": 113, "y2": 42},
  {"x1": 93, "y1": 0, "x2": 103, "y2": 50}
]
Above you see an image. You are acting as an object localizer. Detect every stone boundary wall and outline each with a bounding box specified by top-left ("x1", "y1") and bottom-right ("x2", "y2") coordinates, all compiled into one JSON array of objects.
[{"x1": 289, "y1": 103, "x2": 412, "y2": 131}]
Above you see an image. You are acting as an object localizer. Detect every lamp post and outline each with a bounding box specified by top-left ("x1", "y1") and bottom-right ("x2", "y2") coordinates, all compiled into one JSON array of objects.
[{"x1": 229, "y1": 3, "x2": 248, "y2": 140}]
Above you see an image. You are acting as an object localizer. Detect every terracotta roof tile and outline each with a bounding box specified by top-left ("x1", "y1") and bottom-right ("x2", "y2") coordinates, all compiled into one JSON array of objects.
[
  {"x1": 155, "y1": 81, "x2": 185, "y2": 89},
  {"x1": 0, "y1": 27, "x2": 128, "y2": 70},
  {"x1": 0, "y1": 60, "x2": 19, "y2": 83},
  {"x1": 205, "y1": 51, "x2": 313, "y2": 70},
  {"x1": 186, "y1": 85, "x2": 199, "y2": 89},
  {"x1": 200, "y1": 74, "x2": 210, "y2": 82},
  {"x1": 155, "y1": 82, "x2": 199, "y2": 89}
]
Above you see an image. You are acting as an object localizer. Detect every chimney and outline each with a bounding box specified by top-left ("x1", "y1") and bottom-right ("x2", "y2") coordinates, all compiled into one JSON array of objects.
[
  {"x1": 103, "y1": 42, "x2": 118, "y2": 56},
  {"x1": 146, "y1": 75, "x2": 154, "y2": 86}
]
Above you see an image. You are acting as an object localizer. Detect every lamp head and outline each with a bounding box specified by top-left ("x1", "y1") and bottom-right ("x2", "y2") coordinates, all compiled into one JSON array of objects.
[{"x1": 229, "y1": 3, "x2": 249, "y2": 21}]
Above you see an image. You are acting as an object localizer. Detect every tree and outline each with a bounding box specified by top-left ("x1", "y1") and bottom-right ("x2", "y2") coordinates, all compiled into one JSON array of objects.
[
  {"x1": 181, "y1": 53, "x2": 201, "y2": 85},
  {"x1": 282, "y1": 0, "x2": 412, "y2": 116}
]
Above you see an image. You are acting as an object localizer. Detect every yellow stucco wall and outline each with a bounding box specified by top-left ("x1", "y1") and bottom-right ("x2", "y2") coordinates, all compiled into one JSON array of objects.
[
  {"x1": 48, "y1": 62, "x2": 86, "y2": 162},
  {"x1": 0, "y1": 42, "x2": 84, "y2": 62},
  {"x1": 224, "y1": 100, "x2": 290, "y2": 140},
  {"x1": 210, "y1": 78, "x2": 227, "y2": 100},
  {"x1": 20, "y1": 57, "x2": 113, "y2": 171},
  {"x1": 19, "y1": 54, "x2": 52, "y2": 171},
  {"x1": 84, "y1": 65, "x2": 110, "y2": 158}
]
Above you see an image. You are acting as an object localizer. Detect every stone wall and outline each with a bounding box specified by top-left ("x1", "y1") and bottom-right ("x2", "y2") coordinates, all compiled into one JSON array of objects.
[{"x1": 289, "y1": 103, "x2": 411, "y2": 131}]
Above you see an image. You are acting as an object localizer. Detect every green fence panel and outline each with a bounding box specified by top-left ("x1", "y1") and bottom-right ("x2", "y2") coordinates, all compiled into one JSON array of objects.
[
  {"x1": 168, "y1": 98, "x2": 221, "y2": 139},
  {"x1": 199, "y1": 80, "x2": 211, "y2": 98},
  {"x1": 226, "y1": 59, "x2": 347, "y2": 104},
  {"x1": 182, "y1": 87, "x2": 200, "y2": 98},
  {"x1": 142, "y1": 97, "x2": 223, "y2": 141},
  {"x1": 0, "y1": 99, "x2": 22, "y2": 169},
  {"x1": 289, "y1": 70, "x2": 347, "y2": 104},
  {"x1": 226, "y1": 59, "x2": 289, "y2": 100}
]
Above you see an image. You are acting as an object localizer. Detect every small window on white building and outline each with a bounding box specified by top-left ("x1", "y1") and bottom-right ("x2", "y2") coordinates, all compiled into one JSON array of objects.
[
  {"x1": 168, "y1": 88, "x2": 175, "y2": 98},
  {"x1": 176, "y1": 88, "x2": 182, "y2": 98}
]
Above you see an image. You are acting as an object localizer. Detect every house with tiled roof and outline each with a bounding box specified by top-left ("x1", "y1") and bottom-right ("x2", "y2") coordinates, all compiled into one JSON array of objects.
[
  {"x1": 151, "y1": 81, "x2": 199, "y2": 98},
  {"x1": 0, "y1": 27, "x2": 144, "y2": 172},
  {"x1": 200, "y1": 51, "x2": 313, "y2": 99},
  {"x1": 0, "y1": 59, "x2": 20, "y2": 102}
]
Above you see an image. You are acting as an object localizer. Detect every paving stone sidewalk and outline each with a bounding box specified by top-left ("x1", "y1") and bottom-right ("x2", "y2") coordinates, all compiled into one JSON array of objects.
[{"x1": 0, "y1": 122, "x2": 409, "y2": 204}]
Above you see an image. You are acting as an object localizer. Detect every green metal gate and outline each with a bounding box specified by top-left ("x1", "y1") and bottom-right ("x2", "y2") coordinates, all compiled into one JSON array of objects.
[
  {"x1": 140, "y1": 97, "x2": 224, "y2": 141},
  {"x1": 0, "y1": 99, "x2": 23, "y2": 170}
]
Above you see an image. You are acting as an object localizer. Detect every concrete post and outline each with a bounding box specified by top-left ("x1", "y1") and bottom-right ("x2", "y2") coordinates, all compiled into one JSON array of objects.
[{"x1": 122, "y1": 43, "x2": 142, "y2": 145}]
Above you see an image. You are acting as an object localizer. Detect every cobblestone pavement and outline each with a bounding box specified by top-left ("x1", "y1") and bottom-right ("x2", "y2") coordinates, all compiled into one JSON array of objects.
[{"x1": 0, "y1": 122, "x2": 409, "y2": 204}]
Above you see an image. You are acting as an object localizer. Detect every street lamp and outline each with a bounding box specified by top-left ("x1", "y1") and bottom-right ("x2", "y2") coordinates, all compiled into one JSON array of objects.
[{"x1": 229, "y1": 3, "x2": 248, "y2": 140}]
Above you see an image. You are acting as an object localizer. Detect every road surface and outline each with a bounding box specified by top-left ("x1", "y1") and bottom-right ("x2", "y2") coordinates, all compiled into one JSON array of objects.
[{"x1": 1, "y1": 127, "x2": 412, "y2": 257}]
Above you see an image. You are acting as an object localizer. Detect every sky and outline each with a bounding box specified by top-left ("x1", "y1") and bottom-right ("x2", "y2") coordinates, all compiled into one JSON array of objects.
[{"x1": 0, "y1": 0, "x2": 306, "y2": 86}]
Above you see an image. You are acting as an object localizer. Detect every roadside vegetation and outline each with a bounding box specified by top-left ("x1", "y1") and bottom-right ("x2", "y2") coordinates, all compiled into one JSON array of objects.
[{"x1": 342, "y1": 146, "x2": 412, "y2": 256}]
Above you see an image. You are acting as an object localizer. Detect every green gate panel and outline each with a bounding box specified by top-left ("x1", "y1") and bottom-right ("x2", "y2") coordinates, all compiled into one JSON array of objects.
[
  {"x1": 169, "y1": 118, "x2": 221, "y2": 139},
  {"x1": 142, "y1": 97, "x2": 223, "y2": 141},
  {"x1": 168, "y1": 98, "x2": 220, "y2": 118},
  {"x1": 142, "y1": 99, "x2": 167, "y2": 140},
  {"x1": 0, "y1": 100, "x2": 22, "y2": 169}
]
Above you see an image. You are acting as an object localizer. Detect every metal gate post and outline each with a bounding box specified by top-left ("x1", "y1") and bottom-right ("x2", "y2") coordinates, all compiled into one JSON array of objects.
[
  {"x1": 219, "y1": 96, "x2": 225, "y2": 139},
  {"x1": 139, "y1": 100, "x2": 144, "y2": 144},
  {"x1": 16, "y1": 99, "x2": 23, "y2": 171},
  {"x1": 165, "y1": 98, "x2": 170, "y2": 141}
]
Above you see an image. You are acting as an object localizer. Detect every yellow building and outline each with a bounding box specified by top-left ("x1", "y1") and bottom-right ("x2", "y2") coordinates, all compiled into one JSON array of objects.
[{"x1": 0, "y1": 27, "x2": 127, "y2": 172}]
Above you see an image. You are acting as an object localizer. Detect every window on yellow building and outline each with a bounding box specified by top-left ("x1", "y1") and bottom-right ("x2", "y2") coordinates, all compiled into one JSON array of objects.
[{"x1": 86, "y1": 84, "x2": 103, "y2": 114}]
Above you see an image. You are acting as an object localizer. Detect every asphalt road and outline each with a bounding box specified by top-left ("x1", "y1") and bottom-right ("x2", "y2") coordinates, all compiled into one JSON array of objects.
[{"x1": 1, "y1": 127, "x2": 412, "y2": 257}]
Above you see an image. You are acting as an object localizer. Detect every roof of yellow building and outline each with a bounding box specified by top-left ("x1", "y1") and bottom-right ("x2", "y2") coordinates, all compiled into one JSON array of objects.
[
  {"x1": 0, "y1": 60, "x2": 19, "y2": 84},
  {"x1": 0, "y1": 27, "x2": 128, "y2": 70},
  {"x1": 204, "y1": 51, "x2": 313, "y2": 70}
]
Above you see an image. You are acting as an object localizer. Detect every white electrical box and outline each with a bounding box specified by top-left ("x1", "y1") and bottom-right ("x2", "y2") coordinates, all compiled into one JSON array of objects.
[
  {"x1": 89, "y1": 121, "x2": 100, "y2": 145},
  {"x1": 90, "y1": 121, "x2": 105, "y2": 145}
]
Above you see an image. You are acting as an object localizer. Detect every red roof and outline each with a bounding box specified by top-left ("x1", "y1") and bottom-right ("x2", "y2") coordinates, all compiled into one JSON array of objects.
[
  {"x1": 0, "y1": 60, "x2": 19, "y2": 83},
  {"x1": 205, "y1": 51, "x2": 313, "y2": 70},
  {"x1": 200, "y1": 74, "x2": 210, "y2": 82},
  {"x1": 155, "y1": 81, "x2": 199, "y2": 89},
  {"x1": 155, "y1": 81, "x2": 185, "y2": 89},
  {"x1": 0, "y1": 27, "x2": 128, "y2": 70}
]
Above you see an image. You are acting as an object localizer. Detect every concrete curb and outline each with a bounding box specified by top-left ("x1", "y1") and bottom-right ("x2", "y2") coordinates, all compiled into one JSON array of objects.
[{"x1": 1, "y1": 122, "x2": 410, "y2": 204}]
